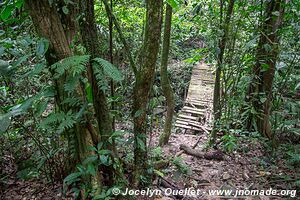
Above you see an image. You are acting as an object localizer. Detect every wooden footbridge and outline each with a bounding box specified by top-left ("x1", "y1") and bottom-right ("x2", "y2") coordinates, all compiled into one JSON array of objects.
[{"x1": 175, "y1": 62, "x2": 215, "y2": 133}]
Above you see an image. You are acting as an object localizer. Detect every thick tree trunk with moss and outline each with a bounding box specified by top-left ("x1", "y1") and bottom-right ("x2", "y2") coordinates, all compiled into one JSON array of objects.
[
  {"x1": 159, "y1": 4, "x2": 175, "y2": 146},
  {"x1": 246, "y1": 0, "x2": 285, "y2": 138},
  {"x1": 133, "y1": 0, "x2": 163, "y2": 186},
  {"x1": 79, "y1": 0, "x2": 120, "y2": 186},
  {"x1": 25, "y1": 0, "x2": 97, "y2": 177},
  {"x1": 211, "y1": 0, "x2": 235, "y2": 143},
  {"x1": 79, "y1": 0, "x2": 112, "y2": 141}
]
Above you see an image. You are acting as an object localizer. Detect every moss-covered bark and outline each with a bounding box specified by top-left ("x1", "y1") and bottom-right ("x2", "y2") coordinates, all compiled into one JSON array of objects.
[
  {"x1": 79, "y1": 0, "x2": 126, "y2": 187},
  {"x1": 246, "y1": 0, "x2": 285, "y2": 138},
  {"x1": 159, "y1": 4, "x2": 175, "y2": 146},
  {"x1": 25, "y1": 0, "x2": 98, "y2": 180},
  {"x1": 211, "y1": 0, "x2": 235, "y2": 143},
  {"x1": 133, "y1": 0, "x2": 163, "y2": 187}
]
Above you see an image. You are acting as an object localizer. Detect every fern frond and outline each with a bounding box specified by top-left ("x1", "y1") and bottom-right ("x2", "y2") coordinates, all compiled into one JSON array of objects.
[
  {"x1": 51, "y1": 55, "x2": 90, "y2": 78},
  {"x1": 39, "y1": 112, "x2": 65, "y2": 130},
  {"x1": 57, "y1": 112, "x2": 76, "y2": 134},
  {"x1": 61, "y1": 97, "x2": 81, "y2": 107},
  {"x1": 92, "y1": 62, "x2": 109, "y2": 91},
  {"x1": 64, "y1": 76, "x2": 80, "y2": 94},
  {"x1": 39, "y1": 111, "x2": 77, "y2": 134},
  {"x1": 93, "y1": 57, "x2": 123, "y2": 82}
]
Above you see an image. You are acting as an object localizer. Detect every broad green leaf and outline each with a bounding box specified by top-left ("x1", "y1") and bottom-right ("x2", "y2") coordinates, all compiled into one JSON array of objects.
[
  {"x1": 0, "y1": 47, "x2": 5, "y2": 56},
  {"x1": 87, "y1": 164, "x2": 96, "y2": 176},
  {"x1": 83, "y1": 155, "x2": 98, "y2": 165},
  {"x1": 272, "y1": 11, "x2": 280, "y2": 16},
  {"x1": 263, "y1": 44, "x2": 272, "y2": 52},
  {"x1": 154, "y1": 169, "x2": 164, "y2": 177},
  {"x1": 1, "y1": 5, "x2": 14, "y2": 20},
  {"x1": 260, "y1": 97, "x2": 267, "y2": 103},
  {"x1": 85, "y1": 83, "x2": 93, "y2": 103},
  {"x1": 62, "y1": 6, "x2": 69, "y2": 15},
  {"x1": 15, "y1": 0, "x2": 24, "y2": 9},
  {"x1": 261, "y1": 63, "x2": 269, "y2": 71},
  {"x1": 26, "y1": 63, "x2": 45, "y2": 77},
  {"x1": 34, "y1": 100, "x2": 48, "y2": 117},
  {"x1": 64, "y1": 172, "x2": 82, "y2": 185},
  {"x1": 12, "y1": 55, "x2": 29, "y2": 68},
  {"x1": 98, "y1": 150, "x2": 111, "y2": 155},
  {"x1": 295, "y1": 82, "x2": 300, "y2": 90},
  {"x1": 136, "y1": 137, "x2": 145, "y2": 151},
  {"x1": 134, "y1": 109, "x2": 144, "y2": 118},
  {"x1": 0, "y1": 59, "x2": 12, "y2": 76},
  {"x1": 0, "y1": 113, "x2": 11, "y2": 133},
  {"x1": 36, "y1": 38, "x2": 49, "y2": 56},
  {"x1": 99, "y1": 155, "x2": 109, "y2": 166},
  {"x1": 167, "y1": 0, "x2": 179, "y2": 9},
  {"x1": 9, "y1": 97, "x2": 36, "y2": 116}
]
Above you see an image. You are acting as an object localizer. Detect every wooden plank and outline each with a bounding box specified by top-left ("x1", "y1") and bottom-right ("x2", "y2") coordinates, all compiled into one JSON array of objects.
[
  {"x1": 185, "y1": 101, "x2": 207, "y2": 109},
  {"x1": 183, "y1": 106, "x2": 206, "y2": 113},
  {"x1": 177, "y1": 120, "x2": 203, "y2": 128},
  {"x1": 177, "y1": 114, "x2": 198, "y2": 121},
  {"x1": 182, "y1": 109, "x2": 205, "y2": 115},
  {"x1": 177, "y1": 119, "x2": 212, "y2": 133},
  {"x1": 175, "y1": 123, "x2": 201, "y2": 131},
  {"x1": 185, "y1": 101, "x2": 208, "y2": 108},
  {"x1": 187, "y1": 98, "x2": 211, "y2": 103},
  {"x1": 188, "y1": 100, "x2": 212, "y2": 105},
  {"x1": 182, "y1": 108, "x2": 206, "y2": 115},
  {"x1": 177, "y1": 117, "x2": 202, "y2": 124}
]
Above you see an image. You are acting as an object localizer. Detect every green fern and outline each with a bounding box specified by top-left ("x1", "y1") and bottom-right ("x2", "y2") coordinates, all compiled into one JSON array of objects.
[
  {"x1": 57, "y1": 111, "x2": 76, "y2": 134},
  {"x1": 64, "y1": 76, "x2": 80, "y2": 94},
  {"x1": 93, "y1": 58, "x2": 123, "y2": 82},
  {"x1": 39, "y1": 112, "x2": 65, "y2": 130},
  {"x1": 92, "y1": 63, "x2": 109, "y2": 91},
  {"x1": 51, "y1": 55, "x2": 90, "y2": 79},
  {"x1": 61, "y1": 97, "x2": 81, "y2": 107},
  {"x1": 39, "y1": 111, "x2": 76, "y2": 134}
]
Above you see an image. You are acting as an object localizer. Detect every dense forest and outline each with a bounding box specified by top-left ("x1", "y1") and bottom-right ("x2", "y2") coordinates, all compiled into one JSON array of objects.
[{"x1": 0, "y1": 0, "x2": 299, "y2": 199}]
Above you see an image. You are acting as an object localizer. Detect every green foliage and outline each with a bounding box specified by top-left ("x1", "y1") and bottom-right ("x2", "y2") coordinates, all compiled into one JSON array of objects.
[
  {"x1": 51, "y1": 55, "x2": 90, "y2": 78},
  {"x1": 172, "y1": 156, "x2": 191, "y2": 175},
  {"x1": 93, "y1": 58, "x2": 123, "y2": 82},
  {"x1": 36, "y1": 38, "x2": 49, "y2": 57},
  {"x1": 39, "y1": 111, "x2": 76, "y2": 134},
  {"x1": 0, "y1": 113, "x2": 11, "y2": 133},
  {"x1": 166, "y1": 0, "x2": 180, "y2": 9},
  {"x1": 63, "y1": 142, "x2": 124, "y2": 199},
  {"x1": 221, "y1": 133, "x2": 237, "y2": 152},
  {"x1": 0, "y1": 0, "x2": 24, "y2": 21},
  {"x1": 89, "y1": 57, "x2": 123, "y2": 92}
]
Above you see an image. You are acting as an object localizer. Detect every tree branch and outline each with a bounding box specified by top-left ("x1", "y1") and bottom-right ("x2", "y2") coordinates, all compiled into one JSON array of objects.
[{"x1": 101, "y1": 0, "x2": 138, "y2": 75}]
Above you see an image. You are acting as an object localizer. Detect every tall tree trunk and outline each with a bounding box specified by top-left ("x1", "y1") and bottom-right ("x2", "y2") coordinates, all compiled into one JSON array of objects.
[
  {"x1": 79, "y1": 0, "x2": 112, "y2": 142},
  {"x1": 132, "y1": 0, "x2": 163, "y2": 187},
  {"x1": 246, "y1": 0, "x2": 285, "y2": 138},
  {"x1": 159, "y1": 4, "x2": 175, "y2": 146},
  {"x1": 108, "y1": 0, "x2": 115, "y2": 131},
  {"x1": 211, "y1": 0, "x2": 235, "y2": 142},
  {"x1": 79, "y1": 0, "x2": 118, "y2": 186},
  {"x1": 25, "y1": 0, "x2": 94, "y2": 175},
  {"x1": 102, "y1": 0, "x2": 137, "y2": 75}
]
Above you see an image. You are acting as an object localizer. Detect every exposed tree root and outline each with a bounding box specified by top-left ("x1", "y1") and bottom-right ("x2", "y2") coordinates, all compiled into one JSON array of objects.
[{"x1": 179, "y1": 144, "x2": 224, "y2": 161}]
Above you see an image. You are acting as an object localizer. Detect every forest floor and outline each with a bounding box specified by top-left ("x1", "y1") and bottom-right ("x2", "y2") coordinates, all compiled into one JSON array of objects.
[
  {"x1": 1, "y1": 129, "x2": 296, "y2": 200},
  {"x1": 148, "y1": 130, "x2": 297, "y2": 200}
]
